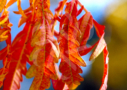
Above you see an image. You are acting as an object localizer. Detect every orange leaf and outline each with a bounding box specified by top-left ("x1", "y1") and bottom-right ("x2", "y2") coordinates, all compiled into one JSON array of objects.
[
  {"x1": 17, "y1": 0, "x2": 27, "y2": 18},
  {"x1": 0, "y1": 0, "x2": 7, "y2": 13},
  {"x1": 29, "y1": 0, "x2": 33, "y2": 5},
  {"x1": 0, "y1": 0, "x2": 109, "y2": 90},
  {"x1": 6, "y1": 0, "x2": 17, "y2": 8},
  {"x1": 13, "y1": 6, "x2": 33, "y2": 14},
  {"x1": 0, "y1": 30, "x2": 10, "y2": 42},
  {"x1": 55, "y1": 0, "x2": 67, "y2": 16},
  {"x1": 18, "y1": 12, "x2": 31, "y2": 27},
  {"x1": 28, "y1": 40, "x2": 58, "y2": 90},
  {"x1": 59, "y1": 60, "x2": 84, "y2": 89},
  {"x1": 26, "y1": 1, "x2": 60, "y2": 89},
  {"x1": 58, "y1": 1, "x2": 86, "y2": 89},
  {"x1": 27, "y1": 46, "x2": 58, "y2": 89}
]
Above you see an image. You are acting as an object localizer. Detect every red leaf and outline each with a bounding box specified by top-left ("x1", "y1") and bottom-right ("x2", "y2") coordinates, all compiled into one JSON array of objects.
[
  {"x1": 0, "y1": 47, "x2": 7, "y2": 60},
  {"x1": 3, "y1": 22, "x2": 33, "y2": 90},
  {"x1": 92, "y1": 20, "x2": 109, "y2": 90},
  {"x1": 0, "y1": 0, "x2": 109, "y2": 90},
  {"x1": 100, "y1": 47, "x2": 109, "y2": 90},
  {"x1": 55, "y1": 0, "x2": 67, "y2": 16},
  {"x1": 93, "y1": 19, "x2": 105, "y2": 37},
  {"x1": 79, "y1": 42, "x2": 97, "y2": 56},
  {"x1": 0, "y1": 68, "x2": 8, "y2": 88},
  {"x1": 18, "y1": 12, "x2": 31, "y2": 27}
]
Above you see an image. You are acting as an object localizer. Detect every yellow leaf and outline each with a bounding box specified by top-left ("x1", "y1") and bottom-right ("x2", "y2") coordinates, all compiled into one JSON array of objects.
[
  {"x1": 0, "y1": 30, "x2": 10, "y2": 42},
  {"x1": 0, "y1": 74, "x2": 6, "y2": 81},
  {"x1": 26, "y1": 65, "x2": 36, "y2": 78},
  {"x1": 0, "y1": 0, "x2": 7, "y2": 13},
  {"x1": 48, "y1": 40, "x2": 60, "y2": 63}
]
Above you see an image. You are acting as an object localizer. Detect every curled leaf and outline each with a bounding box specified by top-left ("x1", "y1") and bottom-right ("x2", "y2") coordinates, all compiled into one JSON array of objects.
[
  {"x1": 89, "y1": 34, "x2": 106, "y2": 60},
  {"x1": 91, "y1": 19, "x2": 109, "y2": 90}
]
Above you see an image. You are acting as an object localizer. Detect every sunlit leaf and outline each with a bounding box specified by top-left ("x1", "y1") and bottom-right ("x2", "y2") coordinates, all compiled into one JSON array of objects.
[
  {"x1": 92, "y1": 19, "x2": 109, "y2": 90},
  {"x1": 0, "y1": 0, "x2": 7, "y2": 13},
  {"x1": 0, "y1": 0, "x2": 109, "y2": 90},
  {"x1": 6, "y1": 0, "x2": 17, "y2": 8},
  {"x1": 89, "y1": 34, "x2": 106, "y2": 60}
]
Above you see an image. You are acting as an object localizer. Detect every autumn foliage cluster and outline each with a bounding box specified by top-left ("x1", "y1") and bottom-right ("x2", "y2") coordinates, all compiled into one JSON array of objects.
[{"x1": 0, "y1": 0, "x2": 109, "y2": 90}]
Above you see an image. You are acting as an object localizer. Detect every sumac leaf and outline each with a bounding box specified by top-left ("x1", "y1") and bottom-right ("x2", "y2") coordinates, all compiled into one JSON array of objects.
[{"x1": 0, "y1": 0, "x2": 7, "y2": 13}]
